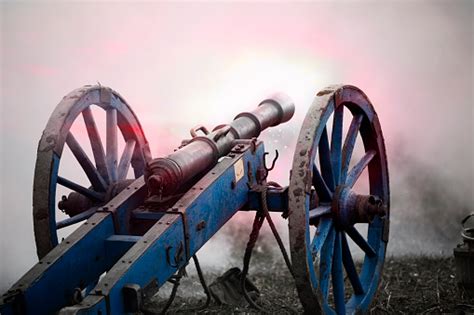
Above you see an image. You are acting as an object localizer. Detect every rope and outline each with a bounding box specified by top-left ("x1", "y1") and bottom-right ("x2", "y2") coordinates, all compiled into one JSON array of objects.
[
  {"x1": 240, "y1": 185, "x2": 295, "y2": 313},
  {"x1": 241, "y1": 210, "x2": 266, "y2": 311},
  {"x1": 143, "y1": 255, "x2": 211, "y2": 314},
  {"x1": 260, "y1": 187, "x2": 295, "y2": 278},
  {"x1": 182, "y1": 255, "x2": 212, "y2": 312},
  {"x1": 159, "y1": 267, "x2": 186, "y2": 315}
]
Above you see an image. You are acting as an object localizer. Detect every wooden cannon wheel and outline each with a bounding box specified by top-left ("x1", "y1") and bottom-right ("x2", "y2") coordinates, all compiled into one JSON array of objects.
[
  {"x1": 33, "y1": 85, "x2": 151, "y2": 259},
  {"x1": 288, "y1": 85, "x2": 390, "y2": 314}
]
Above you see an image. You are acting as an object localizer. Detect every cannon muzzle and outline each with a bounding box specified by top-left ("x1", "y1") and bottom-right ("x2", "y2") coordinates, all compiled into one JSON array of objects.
[{"x1": 146, "y1": 94, "x2": 295, "y2": 198}]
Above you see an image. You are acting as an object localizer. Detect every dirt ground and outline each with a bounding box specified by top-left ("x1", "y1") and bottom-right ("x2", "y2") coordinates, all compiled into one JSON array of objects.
[{"x1": 143, "y1": 256, "x2": 474, "y2": 314}]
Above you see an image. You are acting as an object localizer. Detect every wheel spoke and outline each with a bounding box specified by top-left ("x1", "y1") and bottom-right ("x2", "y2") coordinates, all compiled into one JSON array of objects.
[
  {"x1": 66, "y1": 132, "x2": 107, "y2": 192},
  {"x1": 332, "y1": 231, "x2": 346, "y2": 314},
  {"x1": 319, "y1": 226, "x2": 336, "y2": 299},
  {"x1": 345, "y1": 226, "x2": 376, "y2": 258},
  {"x1": 341, "y1": 232, "x2": 364, "y2": 295},
  {"x1": 346, "y1": 150, "x2": 376, "y2": 188},
  {"x1": 309, "y1": 205, "x2": 332, "y2": 223},
  {"x1": 341, "y1": 114, "x2": 363, "y2": 182},
  {"x1": 82, "y1": 106, "x2": 109, "y2": 184},
  {"x1": 117, "y1": 139, "x2": 136, "y2": 180},
  {"x1": 311, "y1": 217, "x2": 333, "y2": 254},
  {"x1": 106, "y1": 108, "x2": 118, "y2": 182},
  {"x1": 319, "y1": 128, "x2": 335, "y2": 191},
  {"x1": 57, "y1": 176, "x2": 105, "y2": 202},
  {"x1": 56, "y1": 207, "x2": 98, "y2": 229},
  {"x1": 331, "y1": 105, "x2": 344, "y2": 185},
  {"x1": 312, "y1": 165, "x2": 333, "y2": 202}
]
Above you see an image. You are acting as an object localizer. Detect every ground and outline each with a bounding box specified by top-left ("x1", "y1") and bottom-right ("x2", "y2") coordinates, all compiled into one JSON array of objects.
[{"x1": 143, "y1": 256, "x2": 474, "y2": 314}]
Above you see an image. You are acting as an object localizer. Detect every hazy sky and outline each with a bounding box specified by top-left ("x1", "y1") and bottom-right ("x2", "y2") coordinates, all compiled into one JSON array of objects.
[{"x1": 1, "y1": 1, "x2": 473, "y2": 291}]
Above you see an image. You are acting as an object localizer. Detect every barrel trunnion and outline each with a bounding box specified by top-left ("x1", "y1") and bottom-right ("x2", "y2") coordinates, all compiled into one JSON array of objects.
[{"x1": 0, "y1": 84, "x2": 389, "y2": 315}]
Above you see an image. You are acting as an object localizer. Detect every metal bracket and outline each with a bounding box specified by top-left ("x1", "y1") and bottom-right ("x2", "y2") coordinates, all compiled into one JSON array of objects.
[
  {"x1": 190, "y1": 125, "x2": 210, "y2": 138},
  {"x1": 144, "y1": 207, "x2": 191, "y2": 264}
]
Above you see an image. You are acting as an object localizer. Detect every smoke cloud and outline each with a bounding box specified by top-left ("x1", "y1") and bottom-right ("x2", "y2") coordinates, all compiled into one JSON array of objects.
[{"x1": 1, "y1": 1, "x2": 472, "y2": 292}]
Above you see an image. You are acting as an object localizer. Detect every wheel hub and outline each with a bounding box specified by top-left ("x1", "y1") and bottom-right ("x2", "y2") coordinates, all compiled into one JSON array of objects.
[{"x1": 332, "y1": 185, "x2": 387, "y2": 227}]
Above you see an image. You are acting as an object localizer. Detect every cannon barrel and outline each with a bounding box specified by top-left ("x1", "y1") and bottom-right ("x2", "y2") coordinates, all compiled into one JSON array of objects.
[{"x1": 146, "y1": 93, "x2": 295, "y2": 197}]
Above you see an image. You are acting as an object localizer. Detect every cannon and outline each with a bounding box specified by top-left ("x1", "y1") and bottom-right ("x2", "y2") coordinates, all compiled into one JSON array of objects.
[{"x1": 0, "y1": 84, "x2": 389, "y2": 314}]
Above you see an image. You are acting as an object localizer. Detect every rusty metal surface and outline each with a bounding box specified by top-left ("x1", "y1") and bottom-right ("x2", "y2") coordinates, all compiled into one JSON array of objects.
[
  {"x1": 288, "y1": 85, "x2": 390, "y2": 314},
  {"x1": 145, "y1": 94, "x2": 294, "y2": 199},
  {"x1": 33, "y1": 85, "x2": 151, "y2": 258}
]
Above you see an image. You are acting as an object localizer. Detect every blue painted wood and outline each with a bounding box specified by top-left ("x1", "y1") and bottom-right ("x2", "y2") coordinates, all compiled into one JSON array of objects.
[
  {"x1": 312, "y1": 165, "x2": 333, "y2": 202},
  {"x1": 117, "y1": 139, "x2": 136, "y2": 180},
  {"x1": 56, "y1": 207, "x2": 98, "y2": 229},
  {"x1": 309, "y1": 204, "x2": 331, "y2": 222},
  {"x1": 49, "y1": 154, "x2": 60, "y2": 247},
  {"x1": 330, "y1": 104, "x2": 344, "y2": 185},
  {"x1": 82, "y1": 106, "x2": 109, "y2": 184},
  {"x1": 66, "y1": 132, "x2": 107, "y2": 192},
  {"x1": 346, "y1": 219, "x2": 386, "y2": 313},
  {"x1": 106, "y1": 108, "x2": 118, "y2": 183},
  {"x1": 345, "y1": 150, "x2": 376, "y2": 188},
  {"x1": 242, "y1": 188, "x2": 287, "y2": 213},
  {"x1": 340, "y1": 114, "x2": 363, "y2": 182},
  {"x1": 68, "y1": 214, "x2": 186, "y2": 313},
  {"x1": 311, "y1": 217, "x2": 333, "y2": 255},
  {"x1": 131, "y1": 209, "x2": 166, "y2": 221},
  {"x1": 319, "y1": 127, "x2": 335, "y2": 191},
  {"x1": 57, "y1": 144, "x2": 266, "y2": 314},
  {"x1": 57, "y1": 176, "x2": 105, "y2": 202},
  {"x1": 346, "y1": 226, "x2": 376, "y2": 258},
  {"x1": 341, "y1": 232, "x2": 364, "y2": 295},
  {"x1": 289, "y1": 86, "x2": 389, "y2": 314},
  {"x1": 1, "y1": 213, "x2": 119, "y2": 315},
  {"x1": 332, "y1": 231, "x2": 345, "y2": 314},
  {"x1": 319, "y1": 224, "x2": 335, "y2": 299}
]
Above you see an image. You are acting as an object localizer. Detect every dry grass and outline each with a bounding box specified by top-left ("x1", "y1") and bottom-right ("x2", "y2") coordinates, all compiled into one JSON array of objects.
[{"x1": 144, "y1": 256, "x2": 474, "y2": 314}]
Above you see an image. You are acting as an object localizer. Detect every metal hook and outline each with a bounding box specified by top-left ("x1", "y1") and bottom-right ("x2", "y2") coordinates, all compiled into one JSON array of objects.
[{"x1": 263, "y1": 150, "x2": 279, "y2": 173}]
